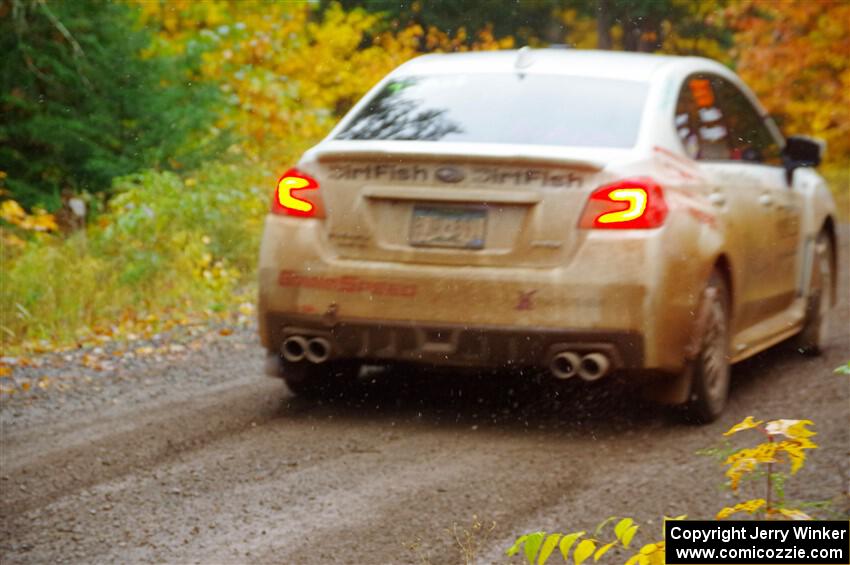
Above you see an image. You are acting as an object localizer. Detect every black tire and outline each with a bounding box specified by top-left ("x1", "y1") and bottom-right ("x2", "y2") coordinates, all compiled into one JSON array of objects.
[
  {"x1": 281, "y1": 361, "x2": 361, "y2": 400},
  {"x1": 796, "y1": 232, "x2": 833, "y2": 356},
  {"x1": 682, "y1": 272, "x2": 731, "y2": 424}
]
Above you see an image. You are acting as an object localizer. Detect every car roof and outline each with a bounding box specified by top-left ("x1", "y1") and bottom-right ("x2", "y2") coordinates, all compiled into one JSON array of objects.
[{"x1": 394, "y1": 48, "x2": 712, "y2": 82}]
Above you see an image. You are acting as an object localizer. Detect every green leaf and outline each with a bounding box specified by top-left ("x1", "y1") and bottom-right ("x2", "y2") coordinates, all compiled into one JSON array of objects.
[
  {"x1": 594, "y1": 541, "x2": 618, "y2": 561},
  {"x1": 614, "y1": 518, "x2": 634, "y2": 541},
  {"x1": 524, "y1": 532, "x2": 546, "y2": 565},
  {"x1": 574, "y1": 539, "x2": 596, "y2": 565},
  {"x1": 594, "y1": 516, "x2": 618, "y2": 537},
  {"x1": 559, "y1": 532, "x2": 585, "y2": 561},
  {"x1": 506, "y1": 535, "x2": 528, "y2": 557},
  {"x1": 538, "y1": 534, "x2": 561, "y2": 565},
  {"x1": 621, "y1": 525, "x2": 639, "y2": 548}
]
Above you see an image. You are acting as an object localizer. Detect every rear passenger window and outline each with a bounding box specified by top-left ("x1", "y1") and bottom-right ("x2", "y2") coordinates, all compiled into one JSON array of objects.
[
  {"x1": 675, "y1": 76, "x2": 730, "y2": 160},
  {"x1": 674, "y1": 74, "x2": 782, "y2": 165},
  {"x1": 713, "y1": 78, "x2": 782, "y2": 165}
]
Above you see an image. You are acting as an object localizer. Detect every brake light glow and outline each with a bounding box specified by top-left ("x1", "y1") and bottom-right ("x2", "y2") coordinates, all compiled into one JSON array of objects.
[
  {"x1": 272, "y1": 168, "x2": 322, "y2": 217},
  {"x1": 579, "y1": 178, "x2": 667, "y2": 229}
]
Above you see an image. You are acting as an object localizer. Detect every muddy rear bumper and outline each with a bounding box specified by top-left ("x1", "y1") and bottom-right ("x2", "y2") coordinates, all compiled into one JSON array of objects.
[{"x1": 265, "y1": 312, "x2": 644, "y2": 370}]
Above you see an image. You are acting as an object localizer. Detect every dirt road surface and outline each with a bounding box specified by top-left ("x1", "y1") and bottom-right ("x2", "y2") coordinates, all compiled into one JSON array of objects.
[{"x1": 2, "y1": 231, "x2": 848, "y2": 564}]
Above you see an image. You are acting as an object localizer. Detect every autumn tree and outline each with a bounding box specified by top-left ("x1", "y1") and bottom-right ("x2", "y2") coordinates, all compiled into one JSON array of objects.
[
  {"x1": 332, "y1": 0, "x2": 730, "y2": 56},
  {"x1": 590, "y1": 0, "x2": 730, "y2": 53},
  {"x1": 135, "y1": 1, "x2": 511, "y2": 163},
  {"x1": 728, "y1": 0, "x2": 850, "y2": 165},
  {"x1": 326, "y1": 0, "x2": 562, "y2": 45}
]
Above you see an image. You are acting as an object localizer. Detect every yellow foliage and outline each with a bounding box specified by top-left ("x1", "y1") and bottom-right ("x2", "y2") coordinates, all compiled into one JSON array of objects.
[
  {"x1": 131, "y1": 1, "x2": 513, "y2": 165},
  {"x1": 724, "y1": 416, "x2": 764, "y2": 436},
  {"x1": 724, "y1": 454, "x2": 757, "y2": 490},
  {"x1": 764, "y1": 419, "x2": 816, "y2": 440},
  {"x1": 594, "y1": 541, "x2": 617, "y2": 561},
  {"x1": 725, "y1": 442, "x2": 779, "y2": 466},
  {"x1": 558, "y1": 532, "x2": 585, "y2": 561},
  {"x1": 556, "y1": 10, "x2": 597, "y2": 49},
  {"x1": 625, "y1": 542, "x2": 665, "y2": 565},
  {"x1": 724, "y1": 442, "x2": 778, "y2": 489},
  {"x1": 776, "y1": 438, "x2": 818, "y2": 474},
  {"x1": 1, "y1": 199, "x2": 58, "y2": 234},
  {"x1": 729, "y1": 0, "x2": 850, "y2": 166},
  {"x1": 716, "y1": 498, "x2": 766, "y2": 519},
  {"x1": 574, "y1": 539, "x2": 596, "y2": 565},
  {"x1": 722, "y1": 418, "x2": 818, "y2": 490},
  {"x1": 1, "y1": 199, "x2": 25, "y2": 223},
  {"x1": 773, "y1": 508, "x2": 813, "y2": 521}
]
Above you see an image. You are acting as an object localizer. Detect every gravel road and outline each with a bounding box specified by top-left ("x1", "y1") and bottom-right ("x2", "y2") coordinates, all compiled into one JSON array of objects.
[{"x1": 2, "y1": 231, "x2": 848, "y2": 564}]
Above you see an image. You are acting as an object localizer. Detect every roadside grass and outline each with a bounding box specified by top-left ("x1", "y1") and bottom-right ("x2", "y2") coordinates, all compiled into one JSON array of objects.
[{"x1": 1, "y1": 162, "x2": 272, "y2": 353}]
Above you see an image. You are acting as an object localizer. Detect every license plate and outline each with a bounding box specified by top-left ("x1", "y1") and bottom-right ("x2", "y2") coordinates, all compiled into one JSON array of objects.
[{"x1": 409, "y1": 206, "x2": 487, "y2": 249}]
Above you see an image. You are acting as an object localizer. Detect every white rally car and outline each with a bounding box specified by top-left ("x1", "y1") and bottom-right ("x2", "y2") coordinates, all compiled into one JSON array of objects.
[{"x1": 258, "y1": 48, "x2": 838, "y2": 422}]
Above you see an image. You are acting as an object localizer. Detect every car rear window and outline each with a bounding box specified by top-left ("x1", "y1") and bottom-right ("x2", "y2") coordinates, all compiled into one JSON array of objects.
[{"x1": 336, "y1": 73, "x2": 648, "y2": 148}]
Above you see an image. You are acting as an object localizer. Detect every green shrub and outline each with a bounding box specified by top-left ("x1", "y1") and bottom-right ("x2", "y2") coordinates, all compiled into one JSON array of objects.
[{"x1": 1, "y1": 162, "x2": 271, "y2": 348}]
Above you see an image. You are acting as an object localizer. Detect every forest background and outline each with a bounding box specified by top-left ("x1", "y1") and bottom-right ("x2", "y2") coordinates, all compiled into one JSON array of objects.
[{"x1": 1, "y1": 0, "x2": 848, "y2": 352}]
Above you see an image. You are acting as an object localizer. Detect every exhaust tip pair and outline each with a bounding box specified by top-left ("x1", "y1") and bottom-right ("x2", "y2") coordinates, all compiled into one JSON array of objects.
[
  {"x1": 550, "y1": 351, "x2": 611, "y2": 382},
  {"x1": 282, "y1": 336, "x2": 332, "y2": 364}
]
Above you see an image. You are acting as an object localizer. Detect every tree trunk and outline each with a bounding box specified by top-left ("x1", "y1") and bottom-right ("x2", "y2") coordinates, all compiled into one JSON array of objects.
[
  {"x1": 596, "y1": 0, "x2": 612, "y2": 50},
  {"x1": 622, "y1": 18, "x2": 640, "y2": 51},
  {"x1": 637, "y1": 16, "x2": 663, "y2": 52}
]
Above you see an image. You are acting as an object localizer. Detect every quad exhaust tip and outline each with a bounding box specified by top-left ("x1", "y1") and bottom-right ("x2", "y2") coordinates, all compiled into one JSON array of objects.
[
  {"x1": 282, "y1": 336, "x2": 309, "y2": 362},
  {"x1": 549, "y1": 350, "x2": 612, "y2": 381},
  {"x1": 282, "y1": 335, "x2": 331, "y2": 364},
  {"x1": 550, "y1": 351, "x2": 581, "y2": 380},
  {"x1": 305, "y1": 337, "x2": 331, "y2": 364},
  {"x1": 577, "y1": 352, "x2": 610, "y2": 382}
]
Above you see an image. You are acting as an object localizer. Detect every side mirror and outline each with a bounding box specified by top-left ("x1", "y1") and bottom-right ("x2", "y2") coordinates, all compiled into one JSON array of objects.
[
  {"x1": 783, "y1": 135, "x2": 823, "y2": 166},
  {"x1": 782, "y1": 135, "x2": 824, "y2": 184}
]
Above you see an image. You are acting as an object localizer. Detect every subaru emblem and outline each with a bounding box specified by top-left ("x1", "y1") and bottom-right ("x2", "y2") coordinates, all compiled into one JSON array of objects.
[{"x1": 435, "y1": 166, "x2": 465, "y2": 183}]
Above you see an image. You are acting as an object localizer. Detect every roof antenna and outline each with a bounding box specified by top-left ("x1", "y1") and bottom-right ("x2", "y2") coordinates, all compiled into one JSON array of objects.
[{"x1": 515, "y1": 46, "x2": 534, "y2": 70}]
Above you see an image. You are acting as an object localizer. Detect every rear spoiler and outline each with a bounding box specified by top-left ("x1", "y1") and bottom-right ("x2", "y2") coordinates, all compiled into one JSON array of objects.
[{"x1": 314, "y1": 142, "x2": 607, "y2": 173}]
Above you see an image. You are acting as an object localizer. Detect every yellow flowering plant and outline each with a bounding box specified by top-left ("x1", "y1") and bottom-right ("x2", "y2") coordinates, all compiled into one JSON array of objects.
[
  {"x1": 716, "y1": 417, "x2": 818, "y2": 520},
  {"x1": 506, "y1": 417, "x2": 821, "y2": 564}
]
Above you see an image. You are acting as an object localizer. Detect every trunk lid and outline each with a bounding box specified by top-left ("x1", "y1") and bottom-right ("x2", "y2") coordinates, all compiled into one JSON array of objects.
[{"x1": 307, "y1": 141, "x2": 626, "y2": 268}]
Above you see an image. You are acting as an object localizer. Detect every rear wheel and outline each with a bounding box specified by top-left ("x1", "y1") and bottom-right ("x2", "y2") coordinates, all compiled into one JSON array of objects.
[
  {"x1": 682, "y1": 272, "x2": 731, "y2": 424},
  {"x1": 281, "y1": 361, "x2": 361, "y2": 400},
  {"x1": 796, "y1": 233, "x2": 833, "y2": 355}
]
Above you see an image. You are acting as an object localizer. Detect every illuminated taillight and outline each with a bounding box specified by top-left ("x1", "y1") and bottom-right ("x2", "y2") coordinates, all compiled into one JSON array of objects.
[
  {"x1": 579, "y1": 178, "x2": 667, "y2": 229},
  {"x1": 272, "y1": 168, "x2": 324, "y2": 218}
]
